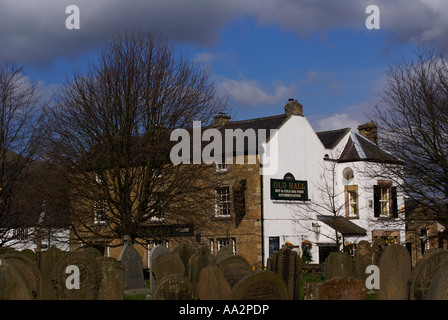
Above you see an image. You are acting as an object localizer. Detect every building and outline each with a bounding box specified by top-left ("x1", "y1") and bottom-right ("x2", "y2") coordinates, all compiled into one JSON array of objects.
[{"x1": 72, "y1": 99, "x2": 406, "y2": 268}]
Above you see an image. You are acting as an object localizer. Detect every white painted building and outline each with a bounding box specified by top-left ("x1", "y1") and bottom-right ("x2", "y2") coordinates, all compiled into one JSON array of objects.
[{"x1": 260, "y1": 99, "x2": 405, "y2": 264}]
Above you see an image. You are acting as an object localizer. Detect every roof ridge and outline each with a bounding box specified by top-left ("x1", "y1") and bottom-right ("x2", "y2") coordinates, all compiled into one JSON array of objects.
[{"x1": 227, "y1": 114, "x2": 286, "y2": 124}]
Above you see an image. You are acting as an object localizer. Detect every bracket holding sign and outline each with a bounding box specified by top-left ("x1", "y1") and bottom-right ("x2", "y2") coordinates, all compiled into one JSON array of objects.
[{"x1": 270, "y1": 172, "x2": 308, "y2": 201}]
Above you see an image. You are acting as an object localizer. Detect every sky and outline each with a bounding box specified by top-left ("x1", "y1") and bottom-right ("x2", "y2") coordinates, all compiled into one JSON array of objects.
[{"x1": 2, "y1": 0, "x2": 448, "y2": 132}]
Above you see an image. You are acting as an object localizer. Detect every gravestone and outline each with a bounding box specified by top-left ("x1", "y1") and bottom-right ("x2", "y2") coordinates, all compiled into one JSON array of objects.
[
  {"x1": 39, "y1": 246, "x2": 65, "y2": 300},
  {"x1": 353, "y1": 241, "x2": 373, "y2": 281},
  {"x1": 427, "y1": 255, "x2": 448, "y2": 300},
  {"x1": 230, "y1": 271, "x2": 290, "y2": 300},
  {"x1": 197, "y1": 266, "x2": 231, "y2": 300},
  {"x1": 0, "y1": 252, "x2": 42, "y2": 299},
  {"x1": 149, "y1": 245, "x2": 169, "y2": 293},
  {"x1": 189, "y1": 246, "x2": 216, "y2": 289},
  {"x1": 52, "y1": 251, "x2": 102, "y2": 300},
  {"x1": 172, "y1": 243, "x2": 195, "y2": 277},
  {"x1": 0, "y1": 258, "x2": 32, "y2": 299},
  {"x1": 118, "y1": 236, "x2": 149, "y2": 295},
  {"x1": 152, "y1": 253, "x2": 185, "y2": 282},
  {"x1": 218, "y1": 254, "x2": 252, "y2": 288},
  {"x1": 377, "y1": 244, "x2": 411, "y2": 300},
  {"x1": 97, "y1": 257, "x2": 125, "y2": 300},
  {"x1": 304, "y1": 277, "x2": 366, "y2": 300},
  {"x1": 371, "y1": 237, "x2": 387, "y2": 265},
  {"x1": 409, "y1": 249, "x2": 448, "y2": 300},
  {"x1": 152, "y1": 274, "x2": 194, "y2": 300},
  {"x1": 324, "y1": 252, "x2": 352, "y2": 280},
  {"x1": 216, "y1": 246, "x2": 234, "y2": 265},
  {"x1": 267, "y1": 246, "x2": 301, "y2": 299}
]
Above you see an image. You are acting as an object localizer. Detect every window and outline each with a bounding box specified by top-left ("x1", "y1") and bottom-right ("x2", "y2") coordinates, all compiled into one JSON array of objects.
[
  {"x1": 216, "y1": 163, "x2": 228, "y2": 173},
  {"x1": 373, "y1": 183, "x2": 398, "y2": 218},
  {"x1": 421, "y1": 229, "x2": 429, "y2": 255},
  {"x1": 149, "y1": 192, "x2": 164, "y2": 221},
  {"x1": 14, "y1": 228, "x2": 28, "y2": 241},
  {"x1": 94, "y1": 199, "x2": 107, "y2": 224},
  {"x1": 269, "y1": 237, "x2": 280, "y2": 257},
  {"x1": 345, "y1": 185, "x2": 358, "y2": 218},
  {"x1": 215, "y1": 186, "x2": 231, "y2": 217}
]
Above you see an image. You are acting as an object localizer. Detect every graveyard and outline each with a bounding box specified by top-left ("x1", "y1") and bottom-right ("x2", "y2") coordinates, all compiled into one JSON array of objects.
[{"x1": 2, "y1": 237, "x2": 448, "y2": 300}]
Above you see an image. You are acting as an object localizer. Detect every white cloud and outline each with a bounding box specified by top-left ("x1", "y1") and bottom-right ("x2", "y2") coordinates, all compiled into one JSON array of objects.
[
  {"x1": 316, "y1": 113, "x2": 361, "y2": 132},
  {"x1": 217, "y1": 77, "x2": 297, "y2": 107}
]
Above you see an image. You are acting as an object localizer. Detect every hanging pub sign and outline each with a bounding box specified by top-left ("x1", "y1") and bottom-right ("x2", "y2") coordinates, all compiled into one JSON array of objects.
[{"x1": 270, "y1": 173, "x2": 308, "y2": 201}]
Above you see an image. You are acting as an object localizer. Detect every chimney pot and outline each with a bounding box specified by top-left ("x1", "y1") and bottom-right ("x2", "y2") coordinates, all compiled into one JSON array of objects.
[
  {"x1": 213, "y1": 113, "x2": 231, "y2": 127},
  {"x1": 284, "y1": 99, "x2": 303, "y2": 117}
]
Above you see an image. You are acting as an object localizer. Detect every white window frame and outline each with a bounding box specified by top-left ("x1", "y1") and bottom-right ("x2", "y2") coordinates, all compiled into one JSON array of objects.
[{"x1": 215, "y1": 186, "x2": 231, "y2": 217}]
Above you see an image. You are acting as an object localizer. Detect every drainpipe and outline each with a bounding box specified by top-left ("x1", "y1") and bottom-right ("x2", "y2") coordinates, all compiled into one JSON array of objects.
[{"x1": 260, "y1": 168, "x2": 265, "y2": 268}]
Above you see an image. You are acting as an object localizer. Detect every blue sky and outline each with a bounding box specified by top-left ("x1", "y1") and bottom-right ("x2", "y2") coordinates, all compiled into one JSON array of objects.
[{"x1": 2, "y1": 0, "x2": 447, "y2": 131}]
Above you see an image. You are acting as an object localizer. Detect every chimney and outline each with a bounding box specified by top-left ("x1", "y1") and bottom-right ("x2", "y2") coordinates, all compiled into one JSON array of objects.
[
  {"x1": 213, "y1": 112, "x2": 231, "y2": 127},
  {"x1": 284, "y1": 98, "x2": 303, "y2": 116},
  {"x1": 358, "y1": 122, "x2": 378, "y2": 144}
]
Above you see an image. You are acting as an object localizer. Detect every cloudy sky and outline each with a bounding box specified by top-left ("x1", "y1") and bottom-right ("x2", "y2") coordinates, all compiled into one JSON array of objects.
[{"x1": 2, "y1": 0, "x2": 447, "y2": 131}]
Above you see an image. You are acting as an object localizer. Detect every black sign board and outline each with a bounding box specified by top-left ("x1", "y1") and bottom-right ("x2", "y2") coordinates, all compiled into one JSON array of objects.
[{"x1": 270, "y1": 173, "x2": 308, "y2": 201}]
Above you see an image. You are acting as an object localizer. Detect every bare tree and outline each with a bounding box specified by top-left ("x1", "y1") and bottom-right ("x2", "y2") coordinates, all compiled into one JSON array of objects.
[
  {"x1": 48, "y1": 31, "x2": 228, "y2": 248},
  {"x1": 0, "y1": 60, "x2": 48, "y2": 247},
  {"x1": 292, "y1": 157, "x2": 367, "y2": 258},
  {"x1": 370, "y1": 49, "x2": 448, "y2": 221}
]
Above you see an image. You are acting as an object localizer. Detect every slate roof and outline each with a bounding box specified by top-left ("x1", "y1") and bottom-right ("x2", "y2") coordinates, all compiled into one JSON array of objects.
[
  {"x1": 315, "y1": 128, "x2": 350, "y2": 149},
  {"x1": 338, "y1": 132, "x2": 403, "y2": 164}
]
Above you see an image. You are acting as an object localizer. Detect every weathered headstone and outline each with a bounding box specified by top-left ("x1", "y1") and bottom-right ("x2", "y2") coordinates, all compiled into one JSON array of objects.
[
  {"x1": 324, "y1": 251, "x2": 352, "y2": 280},
  {"x1": 267, "y1": 246, "x2": 301, "y2": 299},
  {"x1": 230, "y1": 271, "x2": 290, "y2": 300},
  {"x1": 409, "y1": 249, "x2": 448, "y2": 300},
  {"x1": 152, "y1": 274, "x2": 195, "y2": 300},
  {"x1": 303, "y1": 277, "x2": 366, "y2": 300},
  {"x1": 152, "y1": 253, "x2": 185, "y2": 282},
  {"x1": 427, "y1": 255, "x2": 448, "y2": 300},
  {"x1": 218, "y1": 254, "x2": 251, "y2": 288},
  {"x1": 118, "y1": 236, "x2": 149, "y2": 295},
  {"x1": 149, "y1": 245, "x2": 169, "y2": 293},
  {"x1": 377, "y1": 244, "x2": 411, "y2": 300},
  {"x1": 172, "y1": 243, "x2": 195, "y2": 277},
  {"x1": 216, "y1": 246, "x2": 234, "y2": 265},
  {"x1": 197, "y1": 266, "x2": 231, "y2": 300},
  {"x1": 353, "y1": 240, "x2": 373, "y2": 281},
  {"x1": 0, "y1": 253, "x2": 42, "y2": 299},
  {"x1": 39, "y1": 246, "x2": 65, "y2": 300},
  {"x1": 52, "y1": 251, "x2": 102, "y2": 300},
  {"x1": 189, "y1": 246, "x2": 216, "y2": 289},
  {"x1": 97, "y1": 257, "x2": 125, "y2": 300},
  {"x1": 0, "y1": 258, "x2": 32, "y2": 299}
]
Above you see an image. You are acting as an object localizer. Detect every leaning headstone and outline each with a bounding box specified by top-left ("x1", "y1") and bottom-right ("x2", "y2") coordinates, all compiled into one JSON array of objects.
[
  {"x1": 0, "y1": 252, "x2": 42, "y2": 300},
  {"x1": 97, "y1": 257, "x2": 125, "y2": 300},
  {"x1": 216, "y1": 246, "x2": 234, "y2": 265},
  {"x1": 189, "y1": 246, "x2": 216, "y2": 289},
  {"x1": 52, "y1": 251, "x2": 102, "y2": 300},
  {"x1": 0, "y1": 258, "x2": 32, "y2": 299},
  {"x1": 324, "y1": 251, "x2": 352, "y2": 280},
  {"x1": 230, "y1": 271, "x2": 290, "y2": 300},
  {"x1": 39, "y1": 246, "x2": 65, "y2": 300},
  {"x1": 353, "y1": 241, "x2": 373, "y2": 281},
  {"x1": 152, "y1": 253, "x2": 185, "y2": 282},
  {"x1": 267, "y1": 246, "x2": 301, "y2": 299},
  {"x1": 377, "y1": 244, "x2": 411, "y2": 300},
  {"x1": 118, "y1": 236, "x2": 149, "y2": 296},
  {"x1": 409, "y1": 249, "x2": 448, "y2": 300},
  {"x1": 172, "y1": 243, "x2": 195, "y2": 277},
  {"x1": 218, "y1": 254, "x2": 252, "y2": 288},
  {"x1": 427, "y1": 255, "x2": 448, "y2": 300},
  {"x1": 197, "y1": 266, "x2": 231, "y2": 300},
  {"x1": 149, "y1": 245, "x2": 169, "y2": 293},
  {"x1": 304, "y1": 277, "x2": 366, "y2": 300},
  {"x1": 152, "y1": 274, "x2": 194, "y2": 300}
]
